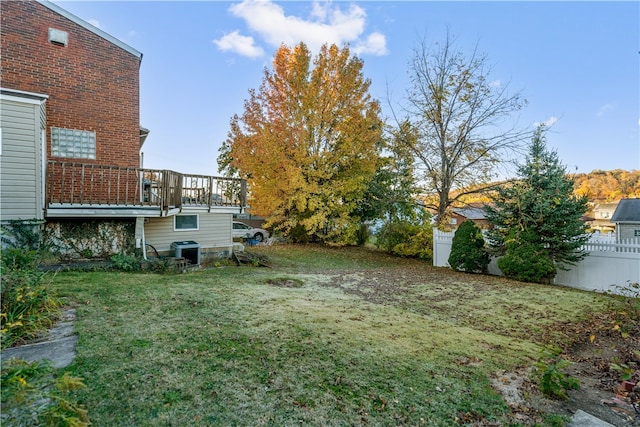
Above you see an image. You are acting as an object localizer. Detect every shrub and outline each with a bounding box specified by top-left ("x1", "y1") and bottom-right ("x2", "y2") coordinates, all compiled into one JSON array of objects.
[
  {"x1": 146, "y1": 257, "x2": 174, "y2": 273},
  {"x1": 288, "y1": 224, "x2": 312, "y2": 244},
  {"x1": 1, "y1": 249, "x2": 60, "y2": 349},
  {"x1": 1, "y1": 359, "x2": 89, "y2": 426},
  {"x1": 605, "y1": 281, "x2": 640, "y2": 339},
  {"x1": 532, "y1": 345, "x2": 579, "y2": 400},
  {"x1": 110, "y1": 253, "x2": 141, "y2": 272},
  {"x1": 2, "y1": 248, "x2": 39, "y2": 271},
  {"x1": 1, "y1": 219, "x2": 45, "y2": 251},
  {"x1": 497, "y1": 232, "x2": 556, "y2": 283},
  {"x1": 448, "y1": 220, "x2": 489, "y2": 273},
  {"x1": 375, "y1": 220, "x2": 432, "y2": 260}
]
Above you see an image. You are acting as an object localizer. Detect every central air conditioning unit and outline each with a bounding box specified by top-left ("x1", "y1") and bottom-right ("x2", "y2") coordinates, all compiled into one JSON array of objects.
[{"x1": 170, "y1": 240, "x2": 201, "y2": 266}]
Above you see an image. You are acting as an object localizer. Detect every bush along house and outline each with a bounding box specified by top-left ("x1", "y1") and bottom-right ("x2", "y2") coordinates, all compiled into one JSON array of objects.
[{"x1": 0, "y1": 0, "x2": 246, "y2": 265}]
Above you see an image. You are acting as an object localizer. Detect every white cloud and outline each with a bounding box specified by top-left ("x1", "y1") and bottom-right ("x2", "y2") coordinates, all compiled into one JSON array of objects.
[
  {"x1": 310, "y1": 1, "x2": 328, "y2": 21},
  {"x1": 213, "y1": 31, "x2": 265, "y2": 58},
  {"x1": 596, "y1": 103, "x2": 614, "y2": 117},
  {"x1": 490, "y1": 79, "x2": 501, "y2": 88},
  {"x1": 218, "y1": 0, "x2": 387, "y2": 58},
  {"x1": 87, "y1": 19, "x2": 101, "y2": 29},
  {"x1": 353, "y1": 32, "x2": 388, "y2": 56},
  {"x1": 534, "y1": 116, "x2": 558, "y2": 128}
]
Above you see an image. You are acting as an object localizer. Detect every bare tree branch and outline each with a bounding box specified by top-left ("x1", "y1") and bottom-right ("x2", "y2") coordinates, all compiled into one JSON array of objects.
[{"x1": 393, "y1": 31, "x2": 531, "y2": 225}]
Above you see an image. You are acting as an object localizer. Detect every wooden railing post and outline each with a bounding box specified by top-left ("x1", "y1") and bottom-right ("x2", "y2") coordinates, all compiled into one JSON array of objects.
[{"x1": 240, "y1": 179, "x2": 247, "y2": 208}]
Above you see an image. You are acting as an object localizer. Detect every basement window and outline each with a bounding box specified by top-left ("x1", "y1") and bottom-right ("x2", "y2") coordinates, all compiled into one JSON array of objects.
[
  {"x1": 174, "y1": 215, "x2": 199, "y2": 231},
  {"x1": 51, "y1": 127, "x2": 96, "y2": 159}
]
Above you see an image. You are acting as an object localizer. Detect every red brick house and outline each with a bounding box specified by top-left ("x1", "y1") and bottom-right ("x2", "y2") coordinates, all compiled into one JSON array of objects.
[
  {"x1": 1, "y1": 0, "x2": 245, "y2": 263},
  {"x1": 448, "y1": 204, "x2": 491, "y2": 229},
  {"x1": 2, "y1": 0, "x2": 142, "y2": 170}
]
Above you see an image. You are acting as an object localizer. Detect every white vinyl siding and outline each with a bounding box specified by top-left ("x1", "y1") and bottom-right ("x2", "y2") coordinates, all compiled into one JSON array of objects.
[
  {"x1": 618, "y1": 224, "x2": 640, "y2": 240},
  {"x1": 174, "y1": 214, "x2": 199, "y2": 231},
  {"x1": 144, "y1": 211, "x2": 232, "y2": 253},
  {"x1": 1, "y1": 96, "x2": 46, "y2": 221}
]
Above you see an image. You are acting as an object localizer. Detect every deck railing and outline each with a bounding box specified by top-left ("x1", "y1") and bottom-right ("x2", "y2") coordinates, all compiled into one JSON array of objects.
[{"x1": 46, "y1": 161, "x2": 246, "y2": 214}]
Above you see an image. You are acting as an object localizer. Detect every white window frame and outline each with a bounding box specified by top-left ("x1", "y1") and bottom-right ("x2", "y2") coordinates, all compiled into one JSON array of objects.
[
  {"x1": 51, "y1": 127, "x2": 96, "y2": 159},
  {"x1": 174, "y1": 214, "x2": 199, "y2": 231}
]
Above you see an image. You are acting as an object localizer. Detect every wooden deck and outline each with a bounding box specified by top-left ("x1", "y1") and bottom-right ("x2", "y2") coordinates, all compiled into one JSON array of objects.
[{"x1": 45, "y1": 160, "x2": 247, "y2": 217}]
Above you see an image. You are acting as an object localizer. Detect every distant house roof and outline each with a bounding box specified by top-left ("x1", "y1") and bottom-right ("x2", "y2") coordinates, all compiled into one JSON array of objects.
[
  {"x1": 451, "y1": 206, "x2": 487, "y2": 221},
  {"x1": 593, "y1": 202, "x2": 619, "y2": 216},
  {"x1": 611, "y1": 198, "x2": 640, "y2": 223},
  {"x1": 37, "y1": 0, "x2": 143, "y2": 61},
  {"x1": 596, "y1": 203, "x2": 620, "y2": 210}
]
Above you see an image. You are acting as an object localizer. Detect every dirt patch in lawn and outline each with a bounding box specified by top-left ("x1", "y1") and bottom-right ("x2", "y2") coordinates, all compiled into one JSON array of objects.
[
  {"x1": 492, "y1": 324, "x2": 640, "y2": 426},
  {"x1": 266, "y1": 277, "x2": 304, "y2": 288},
  {"x1": 319, "y1": 265, "x2": 640, "y2": 426}
]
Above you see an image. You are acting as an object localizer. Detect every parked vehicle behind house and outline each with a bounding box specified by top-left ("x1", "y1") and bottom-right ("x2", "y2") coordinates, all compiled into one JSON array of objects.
[{"x1": 232, "y1": 221, "x2": 269, "y2": 242}]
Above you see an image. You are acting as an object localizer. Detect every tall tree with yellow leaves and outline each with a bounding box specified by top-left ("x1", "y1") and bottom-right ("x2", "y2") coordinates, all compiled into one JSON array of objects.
[{"x1": 218, "y1": 43, "x2": 383, "y2": 244}]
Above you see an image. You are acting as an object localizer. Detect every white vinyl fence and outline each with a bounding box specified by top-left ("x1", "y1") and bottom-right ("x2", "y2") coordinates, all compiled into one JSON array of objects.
[{"x1": 433, "y1": 229, "x2": 640, "y2": 294}]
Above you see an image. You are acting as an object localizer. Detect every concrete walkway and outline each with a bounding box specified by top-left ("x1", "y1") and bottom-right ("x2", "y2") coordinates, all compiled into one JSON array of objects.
[
  {"x1": 1, "y1": 308, "x2": 77, "y2": 369},
  {"x1": 568, "y1": 410, "x2": 615, "y2": 427}
]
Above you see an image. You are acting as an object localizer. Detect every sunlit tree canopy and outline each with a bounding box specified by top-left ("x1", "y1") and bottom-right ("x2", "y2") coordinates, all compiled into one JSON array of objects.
[{"x1": 219, "y1": 43, "x2": 384, "y2": 243}]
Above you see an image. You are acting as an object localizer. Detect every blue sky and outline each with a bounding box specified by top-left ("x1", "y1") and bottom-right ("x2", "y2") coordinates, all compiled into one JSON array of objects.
[{"x1": 56, "y1": 1, "x2": 639, "y2": 177}]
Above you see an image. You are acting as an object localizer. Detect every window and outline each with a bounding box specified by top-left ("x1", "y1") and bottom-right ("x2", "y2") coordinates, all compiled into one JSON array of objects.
[
  {"x1": 174, "y1": 215, "x2": 198, "y2": 231},
  {"x1": 634, "y1": 229, "x2": 640, "y2": 237},
  {"x1": 51, "y1": 127, "x2": 96, "y2": 159}
]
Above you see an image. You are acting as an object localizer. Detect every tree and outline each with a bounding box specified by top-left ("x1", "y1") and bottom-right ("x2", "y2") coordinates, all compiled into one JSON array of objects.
[
  {"x1": 375, "y1": 219, "x2": 433, "y2": 260},
  {"x1": 397, "y1": 33, "x2": 528, "y2": 227},
  {"x1": 448, "y1": 220, "x2": 489, "y2": 273},
  {"x1": 355, "y1": 121, "x2": 422, "y2": 225},
  {"x1": 573, "y1": 169, "x2": 640, "y2": 202},
  {"x1": 358, "y1": 123, "x2": 432, "y2": 251},
  {"x1": 485, "y1": 127, "x2": 590, "y2": 282},
  {"x1": 218, "y1": 43, "x2": 383, "y2": 244},
  {"x1": 496, "y1": 230, "x2": 557, "y2": 283}
]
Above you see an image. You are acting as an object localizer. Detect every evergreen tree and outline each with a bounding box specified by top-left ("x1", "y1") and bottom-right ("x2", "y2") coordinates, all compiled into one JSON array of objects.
[
  {"x1": 485, "y1": 127, "x2": 589, "y2": 282},
  {"x1": 356, "y1": 121, "x2": 422, "y2": 225},
  {"x1": 448, "y1": 220, "x2": 489, "y2": 274}
]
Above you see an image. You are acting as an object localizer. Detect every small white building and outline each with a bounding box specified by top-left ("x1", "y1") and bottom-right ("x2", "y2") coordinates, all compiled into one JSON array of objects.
[{"x1": 611, "y1": 198, "x2": 640, "y2": 241}]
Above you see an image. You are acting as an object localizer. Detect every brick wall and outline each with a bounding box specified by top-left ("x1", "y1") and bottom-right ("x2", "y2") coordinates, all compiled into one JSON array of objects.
[{"x1": 1, "y1": 0, "x2": 141, "y2": 168}]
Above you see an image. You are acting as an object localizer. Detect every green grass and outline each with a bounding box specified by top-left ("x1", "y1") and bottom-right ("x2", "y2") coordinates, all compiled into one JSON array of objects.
[{"x1": 49, "y1": 245, "x2": 610, "y2": 426}]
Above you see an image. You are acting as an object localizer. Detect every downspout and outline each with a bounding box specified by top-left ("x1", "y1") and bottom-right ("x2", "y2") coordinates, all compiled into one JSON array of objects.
[
  {"x1": 135, "y1": 216, "x2": 147, "y2": 260},
  {"x1": 139, "y1": 151, "x2": 147, "y2": 260},
  {"x1": 142, "y1": 219, "x2": 147, "y2": 260}
]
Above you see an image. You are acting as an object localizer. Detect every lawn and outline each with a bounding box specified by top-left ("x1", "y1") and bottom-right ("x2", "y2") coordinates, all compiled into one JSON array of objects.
[{"x1": 49, "y1": 245, "x2": 611, "y2": 426}]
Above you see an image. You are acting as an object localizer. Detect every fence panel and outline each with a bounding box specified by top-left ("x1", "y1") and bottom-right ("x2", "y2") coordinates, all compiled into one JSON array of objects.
[
  {"x1": 554, "y1": 251, "x2": 640, "y2": 293},
  {"x1": 433, "y1": 229, "x2": 454, "y2": 267},
  {"x1": 432, "y1": 229, "x2": 640, "y2": 294},
  {"x1": 588, "y1": 231, "x2": 615, "y2": 243}
]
